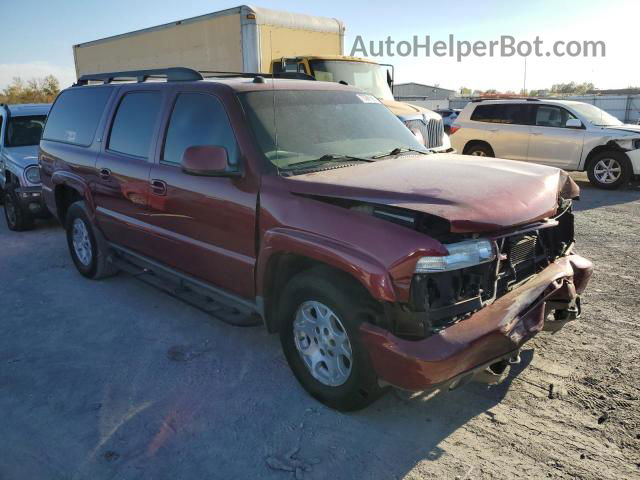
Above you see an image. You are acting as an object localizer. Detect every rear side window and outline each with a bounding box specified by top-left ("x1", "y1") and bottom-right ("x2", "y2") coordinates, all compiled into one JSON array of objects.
[
  {"x1": 471, "y1": 104, "x2": 530, "y2": 125},
  {"x1": 43, "y1": 87, "x2": 112, "y2": 146},
  {"x1": 162, "y1": 93, "x2": 237, "y2": 165},
  {"x1": 108, "y1": 92, "x2": 162, "y2": 158}
]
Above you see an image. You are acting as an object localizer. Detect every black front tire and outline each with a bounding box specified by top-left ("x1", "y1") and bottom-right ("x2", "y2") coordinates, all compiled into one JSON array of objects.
[
  {"x1": 66, "y1": 201, "x2": 118, "y2": 280},
  {"x1": 279, "y1": 267, "x2": 386, "y2": 411},
  {"x1": 586, "y1": 151, "x2": 632, "y2": 190},
  {"x1": 3, "y1": 184, "x2": 34, "y2": 231}
]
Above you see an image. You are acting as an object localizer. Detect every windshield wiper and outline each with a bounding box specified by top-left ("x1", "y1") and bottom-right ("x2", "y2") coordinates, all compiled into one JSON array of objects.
[
  {"x1": 370, "y1": 147, "x2": 430, "y2": 159},
  {"x1": 281, "y1": 154, "x2": 374, "y2": 171}
]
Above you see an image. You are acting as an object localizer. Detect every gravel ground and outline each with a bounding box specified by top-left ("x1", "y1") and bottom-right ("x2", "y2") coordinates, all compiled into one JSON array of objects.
[{"x1": 0, "y1": 172, "x2": 638, "y2": 480}]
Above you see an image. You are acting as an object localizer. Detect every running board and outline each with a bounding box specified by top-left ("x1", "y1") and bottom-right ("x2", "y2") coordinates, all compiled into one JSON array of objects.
[{"x1": 109, "y1": 244, "x2": 262, "y2": 327}]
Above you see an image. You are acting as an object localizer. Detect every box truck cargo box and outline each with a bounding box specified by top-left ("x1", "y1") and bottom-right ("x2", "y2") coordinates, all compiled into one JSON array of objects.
[
  {"x1": 73, "y1": 6, "x2": 344, "y2": 77},
  {"x1": 73, "y1": 5, "x2": 450, "y2": 151}
]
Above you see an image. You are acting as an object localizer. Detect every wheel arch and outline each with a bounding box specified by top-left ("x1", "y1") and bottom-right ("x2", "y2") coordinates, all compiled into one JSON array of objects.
[
  {"x1": 52, "y1": 172, "x2": 94, "y2": 227},
  {"x1": 581, "y1": 143, "x2": 629, "y2": 171},
  {"x1": 256, "y1": 229, "x2": 396, "y2": 333},
  {"x1": 463, "y1": 139, "x2": 495, "y2": 156}
]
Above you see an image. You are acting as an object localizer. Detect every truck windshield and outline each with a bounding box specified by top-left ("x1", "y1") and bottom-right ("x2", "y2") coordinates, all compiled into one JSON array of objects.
[
  {"x1": 240, "y1": 90, "x2": 426, "y2": 171},
  {"x1": 6, "y1": 115, "x2": 47, "y2": 147},
  {"x1": 569, "y1": 103, "x2": 623, "y2": 127},
  {"x1": 309, "y1": 60, "x2": 394, "y2": 101}
]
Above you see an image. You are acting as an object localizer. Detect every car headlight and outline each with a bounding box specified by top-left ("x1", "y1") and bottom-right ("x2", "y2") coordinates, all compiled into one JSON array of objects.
[
  {"x1": 25, "y1": 165, "x2": 41, "y2": 184},
  {"x1": 415, "y1": 239, "x2": 495, "y2": 273}
]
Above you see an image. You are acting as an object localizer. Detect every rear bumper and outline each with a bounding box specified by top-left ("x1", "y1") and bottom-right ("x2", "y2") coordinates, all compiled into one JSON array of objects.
[{"x1": 360, "y1": 253, "x2": 593, "y2": 392}]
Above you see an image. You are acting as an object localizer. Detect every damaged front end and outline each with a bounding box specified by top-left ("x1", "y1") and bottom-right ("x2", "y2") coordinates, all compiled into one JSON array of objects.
[{"x1": 356, "y1": 174, "x2": 593, "y2": 391}]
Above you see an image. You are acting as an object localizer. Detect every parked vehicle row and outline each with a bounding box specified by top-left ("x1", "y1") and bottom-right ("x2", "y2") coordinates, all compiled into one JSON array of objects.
[
  {"x1": 24, "y1": 67, "x2": 593, "y2": 411},
  {"x1": 451, "y1": 98, "x2": 640, "y2": 189}
]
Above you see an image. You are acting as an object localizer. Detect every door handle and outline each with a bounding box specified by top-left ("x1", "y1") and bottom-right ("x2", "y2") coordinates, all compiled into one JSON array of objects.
[
  {"x1": 99, "y1": 168, "x2": 112, "y2": 179},
  {"x1": 150, "y1": 179, "x2": 167, "y2": 196}
]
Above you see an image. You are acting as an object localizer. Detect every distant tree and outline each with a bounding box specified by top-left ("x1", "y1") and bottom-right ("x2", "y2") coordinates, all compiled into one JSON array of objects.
[
  {"x1": 459, "y1": 87, "x2": 472, "y2": 96},
  {"x1": 550, "y1": 81, "x2": 594, "y2": 95},
  {"x1": 0, "y1": 75, "x2": 60, "y2": 104}
]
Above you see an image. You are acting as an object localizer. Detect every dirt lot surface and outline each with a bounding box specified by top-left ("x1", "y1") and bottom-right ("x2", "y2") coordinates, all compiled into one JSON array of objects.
[{"x1": 1, "y1": 173, "x2": 639, "y2": 480}]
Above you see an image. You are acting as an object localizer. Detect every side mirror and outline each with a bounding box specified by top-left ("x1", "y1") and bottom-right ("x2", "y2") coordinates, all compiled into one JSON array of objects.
[
  {"x1": 565, "y1": 118, "x2": 583, "y2": 129},
  {"x1": 181, "y1": 145, "x2": 237, "y2": 176}
]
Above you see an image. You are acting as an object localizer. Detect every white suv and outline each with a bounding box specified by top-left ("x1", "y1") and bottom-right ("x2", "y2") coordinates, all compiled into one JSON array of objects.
[{"x1": 451, "y1": 99, "x2": 640, "y2": 189}]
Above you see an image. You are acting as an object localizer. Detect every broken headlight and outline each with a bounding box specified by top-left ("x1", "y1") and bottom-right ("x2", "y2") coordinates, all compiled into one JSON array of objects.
[{"x1": 415, "y1": 239, "x2": 495, "y2": 273}]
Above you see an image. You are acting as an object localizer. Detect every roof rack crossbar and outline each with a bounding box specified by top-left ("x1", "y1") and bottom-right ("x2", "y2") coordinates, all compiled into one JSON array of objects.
[
  {"x1": 199, "y1": 70, "x2": 316, "y2": 81},
  {"x1": 471, "y1": 96, "x2": 540, "y2": 103},
  {"x1": 75, "y1": 67, "x2": 204, "y2": 86}
]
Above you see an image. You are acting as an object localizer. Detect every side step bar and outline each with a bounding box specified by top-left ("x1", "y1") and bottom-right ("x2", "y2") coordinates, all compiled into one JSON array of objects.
[{"x1": 109, "y1": 244, "x2": 262, "y2": 327}]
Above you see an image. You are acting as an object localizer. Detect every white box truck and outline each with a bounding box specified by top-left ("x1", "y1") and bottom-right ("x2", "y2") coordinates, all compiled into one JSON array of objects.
[{"x1": 73, "y1": 5, "x2": 449, "y2": 151}]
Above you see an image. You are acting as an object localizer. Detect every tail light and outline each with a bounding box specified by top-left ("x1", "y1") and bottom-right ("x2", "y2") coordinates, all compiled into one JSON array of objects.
[{"x1": 450, "y1": 124, "x2": 461, "y2": 135}]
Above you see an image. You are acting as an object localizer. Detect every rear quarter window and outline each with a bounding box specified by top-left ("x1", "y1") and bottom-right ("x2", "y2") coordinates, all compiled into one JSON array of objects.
[
  {"x1": 470, "y1": 104, "x2": 529, "y2": 125},
  {"x1": 43, "y1": 87, "x2": 113, "y2": 146}
]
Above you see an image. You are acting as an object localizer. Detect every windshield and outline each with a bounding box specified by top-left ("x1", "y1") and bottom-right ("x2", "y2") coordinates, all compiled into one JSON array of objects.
[
  {"x1": 309, "y1": 60, "x2": 394, "y2": 101},
  {"x1": 6, "y1": 115, "x2": 47, "y2": 147},
  {"x1": 240, "y1": 90, "x2": 426, "y2": 171},
  {"x1": 570, "y1": 103, "x2": 623, "y2": 127}
]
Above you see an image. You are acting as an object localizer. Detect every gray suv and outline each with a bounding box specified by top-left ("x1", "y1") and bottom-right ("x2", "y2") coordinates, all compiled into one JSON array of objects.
[
  {"x1": 0, "y1": 103, "x2": 51, "y2": 230},
  {"x1": 451, "y1": 99, "x2": 640, "y2": 189}
]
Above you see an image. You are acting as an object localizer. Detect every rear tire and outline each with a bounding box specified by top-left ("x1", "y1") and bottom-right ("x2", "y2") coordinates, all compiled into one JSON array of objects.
[
  {"x1": 66, "y1": 201, "x2": 118, "y2": 279},
  {"x1": 586, "y1": 151, "x2": 632, "y2": 190},
  {"x1": 3, "y1": 184, "x2": 34, "y2": 231},
  {"x1": 279, "y1": 267, "x2": 386, "y2": 411},
  {"x1": 464, "y1": 142, "x2": 494, "y2": 157}
]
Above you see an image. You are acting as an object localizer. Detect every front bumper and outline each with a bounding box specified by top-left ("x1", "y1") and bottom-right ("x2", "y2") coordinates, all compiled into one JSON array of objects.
[
  {"x1": 627, "y1": 149, "x2": 640, "y2": 175},
  {"x1": 360, "y1": 254, "x2": 593, "y2": 391},
  {"x1": 15, "y1": 185, "x2": 47, "y2": 216}
]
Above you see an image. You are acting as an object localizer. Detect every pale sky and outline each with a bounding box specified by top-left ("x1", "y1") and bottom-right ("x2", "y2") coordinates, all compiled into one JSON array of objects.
[{"x1": 1, "y1": 0, "x2": 638, "y2": 92}]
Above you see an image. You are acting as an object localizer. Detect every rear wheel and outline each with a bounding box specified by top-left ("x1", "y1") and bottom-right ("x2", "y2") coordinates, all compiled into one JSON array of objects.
[
  {"x1": 464, "y1": 142, "x2": 494, "y2": 157},
  {"x1": 279, "y1": 268, "x2": 386, "y2": 411},
  {"x1": 66, "y1": 201, "x2": 118, "y2": 279},
  {"x1": 3, "y1": 184, "x2": 34, "y2": 231},
  {"x1": 587, "y1": 151, "x2": 632, "y2": 189}
]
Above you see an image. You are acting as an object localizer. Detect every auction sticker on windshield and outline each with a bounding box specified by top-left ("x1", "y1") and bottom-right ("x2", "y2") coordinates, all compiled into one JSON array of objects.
[{"x1": 356, "y1": 93, "x2": 380, "y2": 104}]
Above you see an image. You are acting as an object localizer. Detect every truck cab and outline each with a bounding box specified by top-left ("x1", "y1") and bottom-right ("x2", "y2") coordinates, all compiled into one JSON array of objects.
[
  {"x1": 0, "y1": 103, "x2": 51, "y2": 230},
  {"x1": 272, "y1": 55, "x2": 452, "y2": 152}
]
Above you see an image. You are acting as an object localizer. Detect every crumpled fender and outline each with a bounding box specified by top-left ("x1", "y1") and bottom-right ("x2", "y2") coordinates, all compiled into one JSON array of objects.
[{"x1": 255, "y1": 227, "x2": 398, "y2": 302}]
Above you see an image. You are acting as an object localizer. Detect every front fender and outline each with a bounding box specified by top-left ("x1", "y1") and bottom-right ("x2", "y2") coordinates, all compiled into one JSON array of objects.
[{"x1": 256, "y1": 227, "x2": 397, "y2": 303}]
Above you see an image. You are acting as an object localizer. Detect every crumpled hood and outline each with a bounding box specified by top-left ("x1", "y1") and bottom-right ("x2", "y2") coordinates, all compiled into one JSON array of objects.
[
  {"x1": 286, "y1": 154, "x2": 576, "y2": 233},
  {"x1": 1, "y1": 145, "x2": 39, "y2": 169},
  {"x1": 600, "y1": 124, "x2": 640, "y2": 137}
]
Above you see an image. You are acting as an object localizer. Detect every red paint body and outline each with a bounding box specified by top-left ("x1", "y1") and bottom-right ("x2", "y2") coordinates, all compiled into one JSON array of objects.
[{"x1": 40, "y1": 78, "x2": 592, "y2": 392}]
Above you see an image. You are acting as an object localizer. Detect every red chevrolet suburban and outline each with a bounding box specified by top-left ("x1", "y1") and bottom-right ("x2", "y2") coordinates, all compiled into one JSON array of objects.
[{"x1": 40, "y1": 68, "x2": 592, "y2": 411}]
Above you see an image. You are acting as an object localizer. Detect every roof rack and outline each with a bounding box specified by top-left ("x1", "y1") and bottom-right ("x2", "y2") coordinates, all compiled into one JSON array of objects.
[
  {"x1": 75, "y1": 67, "x2": 317, "y2": 86},
  {"x1": 199, "y1": 70, "x2": 316, "y2": 81},
  {"x1": 471, "y1": 96, "x2": 540, "y2": 103},
  {"x1": 75, "y1": 67, "x2": 204, "y2": 86}
]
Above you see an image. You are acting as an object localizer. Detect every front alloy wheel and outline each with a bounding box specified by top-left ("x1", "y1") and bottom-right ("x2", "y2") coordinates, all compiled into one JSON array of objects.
[
  {"x1": 280, "y1": 268, "x2": 386, "y2": 411},
  {"x1": 592, "y1": 158, "x2": 622, "y2": 184},
  {"x1": 293, "y1": 301, "x2": 353, "y2": 387},
  {"x1": 587, "y1": 151, "x2": 632, "y2": 190}
]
